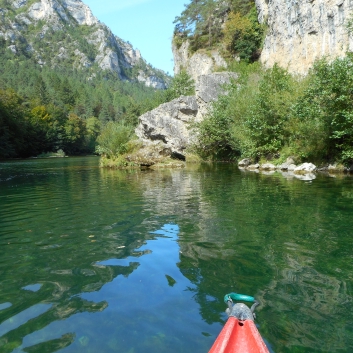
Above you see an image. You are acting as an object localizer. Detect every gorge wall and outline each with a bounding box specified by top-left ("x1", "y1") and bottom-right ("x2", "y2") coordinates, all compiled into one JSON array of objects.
[
  {"x1": 255, "y1": 0, "x2": 353, "y2": 74},
  {"x1": 172, "y1": 40, "x2": 227, "y2": 80},
  {"x1": 0, "y1": 0, "x2": 168, "y2": 88}
]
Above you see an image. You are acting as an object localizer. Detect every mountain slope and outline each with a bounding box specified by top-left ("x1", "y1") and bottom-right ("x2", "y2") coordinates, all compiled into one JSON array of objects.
[{"x1": 0, "y1": 0, "x2": 168, "y2": 88}]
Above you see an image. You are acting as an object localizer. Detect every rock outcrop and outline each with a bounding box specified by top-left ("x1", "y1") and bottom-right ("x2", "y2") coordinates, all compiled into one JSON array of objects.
[
  {"x1": 0, "y1": 0, "x2": 168, "y2": 88},
  {"x1": 135, "y1": 72, "x2": 237, "y2": 158},
  {"x1": 172, "y1": 40, "x2": 228, "y2": 81},
  {"x1": 255, "y1": 0, "x2": 353, "y2": 74},
  {"x1": 135, "y1": 96, "x2": 199, "y2": 159}
]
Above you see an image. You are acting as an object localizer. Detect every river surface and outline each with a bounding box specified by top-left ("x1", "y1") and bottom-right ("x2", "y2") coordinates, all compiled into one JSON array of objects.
[{"x1": 0, "y1": 157, "x2": 352, "y2": 353}]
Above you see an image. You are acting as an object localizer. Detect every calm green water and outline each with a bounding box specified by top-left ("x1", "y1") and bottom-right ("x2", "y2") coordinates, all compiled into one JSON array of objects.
[{"x1": 0, "y1": 157, "x2": 353, "y2": 353}]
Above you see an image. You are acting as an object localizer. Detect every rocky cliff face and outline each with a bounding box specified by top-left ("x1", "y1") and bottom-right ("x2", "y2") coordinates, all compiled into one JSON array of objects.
[
  {"x1": 0, "y1": 0, "x2": 168, "y2": 88},
  {"x1": 172, "y1": 40, "x2": 227, "y2": 81},
  {"x1": 255, "y1": 0, "x2": 353, "y2": 74}
]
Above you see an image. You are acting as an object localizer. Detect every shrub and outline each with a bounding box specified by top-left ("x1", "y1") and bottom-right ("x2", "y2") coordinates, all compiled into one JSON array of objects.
[
  {"x1": 165, "y1": 70, "x2": 195, "y2": 100},
  {"x1": 195, "y1": 91, "x2": 240, "y2": 161},
  {"x1": 96, "y1": 122, "x2": 134, "y2": 159}
]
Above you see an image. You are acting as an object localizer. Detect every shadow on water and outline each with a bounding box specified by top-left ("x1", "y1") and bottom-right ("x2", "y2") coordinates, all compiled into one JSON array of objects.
[{"x1": 0, "y1": 158, "x2": 353, "y2": 352}]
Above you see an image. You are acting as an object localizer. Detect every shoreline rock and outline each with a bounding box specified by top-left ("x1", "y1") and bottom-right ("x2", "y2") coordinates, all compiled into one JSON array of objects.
[{"x1": 238, "y1": 157, "x2": 353, "y2": 179}]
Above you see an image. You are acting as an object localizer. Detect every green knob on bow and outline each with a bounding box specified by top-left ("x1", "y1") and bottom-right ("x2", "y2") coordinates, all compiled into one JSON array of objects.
[{"x1": 224, "y1": 292, "x2": 255, "y2": 304}]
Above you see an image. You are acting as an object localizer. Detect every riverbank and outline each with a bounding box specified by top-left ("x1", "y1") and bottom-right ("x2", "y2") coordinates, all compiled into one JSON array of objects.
[{"x1": 99, "y1": 153, "x2": 353, "y2": 181}]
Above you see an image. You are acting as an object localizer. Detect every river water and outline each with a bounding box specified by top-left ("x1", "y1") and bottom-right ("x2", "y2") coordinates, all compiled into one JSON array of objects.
[{"x1": 0, "y1": 157, "x2": 352, "y2": 353}]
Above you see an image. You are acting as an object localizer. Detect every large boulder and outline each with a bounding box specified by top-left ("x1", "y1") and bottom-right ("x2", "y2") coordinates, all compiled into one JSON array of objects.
[
  {"x1": 135, "y1": 96, "x2": 198, "y2": 158},
  {"x1": 196, "y1": 72, "x2": 238, "y2": 104},
  {"x1": 135, "y1": 72, "x2": 237, "y2": 159},
  {"x1": 196, "y1": 72, "x2": 238, "y2": 119}
]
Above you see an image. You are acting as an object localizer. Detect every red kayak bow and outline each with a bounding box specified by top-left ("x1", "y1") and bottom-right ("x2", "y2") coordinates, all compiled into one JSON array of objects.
[{"x1": 209, "y1": 293, "x2": 270, "y2": 353}]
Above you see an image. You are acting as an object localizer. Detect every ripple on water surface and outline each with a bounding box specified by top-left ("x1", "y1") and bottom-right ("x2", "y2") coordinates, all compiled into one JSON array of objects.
[{"x1": 0, "y1": 159, "x2": 353, "y2": 352}]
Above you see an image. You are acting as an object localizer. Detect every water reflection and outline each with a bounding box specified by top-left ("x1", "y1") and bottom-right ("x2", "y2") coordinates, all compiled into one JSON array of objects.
[
  {"x1": 1, "y1": 159, "x2": 353, "y2": 352},
  {"x1": 0, "y1": 304, "x2": 52, "y2": 337}
]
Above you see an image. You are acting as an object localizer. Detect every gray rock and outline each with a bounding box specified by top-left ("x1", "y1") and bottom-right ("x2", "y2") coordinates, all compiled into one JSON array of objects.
[
  {"x1": 247, "y1": 164, "x2": 260, "y2": 170},
  {"x1": 173, "y1": 40, "x2": 228, "y2": 81},
  {"x1": 137, "y1": 71, "x2": 166, "y2": 89},
  {"x1": 196, "y1": 72, "x2": 238, "y2": 104},
  {"x1": 346, "y1": 165, "x2": 353, "y2": 173},
  {"x1": 8, "y1": 45, "x2": 17, "y2": 54},
  {"x1": 238, "y1": 158, "x2": 252, "y2": 167},
  {"x1": 260, "y1": 163, "x2": 276, "y2": 170},
  {"x1": 287, "y1": 164, "x2": 297, "y2": 171},
  {"x1": 135, "y1": 96, "x2": 198, "y2": 157},
  {"x1": 61, "y1": 0, "x2": 98, "y2": 26},
  {"x1": 95, "y1": 49, "x2": 121, "y2": 76},
  {"x1": 327, "y1": 164, "x2": 346, "y2": 172},
  {"x1": 277, "y1": 157, "x2": 296, "y2": 170},
  {"x1": 294, "y1": 163, "x2": 317, "y2": 174},
  {"x1": 255, "y1": 0, "x2": 353, "y2": 74},
  {"x1": 13, "y1": 0, "x2": 28, "y2": 9},
  {"x1": 135, "y1": 72, "x2": 238, "y2": 157}
]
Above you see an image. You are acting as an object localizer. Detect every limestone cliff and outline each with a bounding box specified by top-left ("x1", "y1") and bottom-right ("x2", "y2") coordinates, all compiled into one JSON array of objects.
[
  {"x1": 0, "y1": 0, "x2": 168, "y2": 88},
  {"x1": 172, "y1": 40, "x2": 227, "y2": 81},
  {"x1": 255, "y1": 0, "x2": 353, "y2": 74}
]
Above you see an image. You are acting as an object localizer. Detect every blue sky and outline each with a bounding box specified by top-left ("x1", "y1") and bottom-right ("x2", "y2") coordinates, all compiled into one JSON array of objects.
[{"x1": 84, "y1": 0, "x2": 187, "y2": 76}]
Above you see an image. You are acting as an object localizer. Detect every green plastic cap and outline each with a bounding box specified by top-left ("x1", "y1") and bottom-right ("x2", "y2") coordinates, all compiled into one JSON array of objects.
[{"x1": 224, "y1": 292, "x2": 255, "y2": 304}]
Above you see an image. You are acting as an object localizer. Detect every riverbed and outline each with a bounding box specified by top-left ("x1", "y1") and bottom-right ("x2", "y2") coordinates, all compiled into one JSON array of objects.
[{"x1": 0, "y1": 157, "x2": 352, "y2": 352}]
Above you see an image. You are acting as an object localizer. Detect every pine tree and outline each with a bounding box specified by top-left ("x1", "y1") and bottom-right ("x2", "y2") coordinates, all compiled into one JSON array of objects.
[{"x1": 34, "y1": 76, "x2": 49, "y2": 104}]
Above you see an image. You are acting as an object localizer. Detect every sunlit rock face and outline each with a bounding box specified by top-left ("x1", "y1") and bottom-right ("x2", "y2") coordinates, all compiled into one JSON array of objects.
[
  {"x1": 172, "y1": 40, "x2": 228, "y2": 81},
  {"x1": 135, "y1": 96, "x2": 199, "y2": 158},
  {"x1": 135, "y1": 72, "x2": 237, "y2": 158},
  {"x1": 255, "y1": 0, "x2": 353, "y2": 74},
  {"x1": 1, "y1": 0, "x2": 168, "y2": 88},
  {"x1": 27, "y1": 0, "x2": 98, "y2": 25}
]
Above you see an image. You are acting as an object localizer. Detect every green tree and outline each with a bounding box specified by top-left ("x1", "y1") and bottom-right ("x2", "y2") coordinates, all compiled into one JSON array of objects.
[
  {"x1": 0, "y1": 89, "x2": 27, "y2": 158},
  {"x1": 195, "y1": 93, "x2": 238, "y2": 160},
  {"x1": 244, "y1": 65, "x2": 295, "y2": 158},
  {"x1": 34, "y1": 76, "x2": 50, "y2": 104},
  {"x1": 223, "y1": 7, "x2": 263, "y2": 62},
  {"x1": 291, "y1": 56, "x2": 353, "y2": 163},
  {"x1": 174, "y1": 0, "x2": 229, "y2": 49},
  {"x1": 165, "y1": 71, "x2": 195, "y2": 101},
  {"x1": 63, "y1": 113, "x2": 87, "y2": 154}
]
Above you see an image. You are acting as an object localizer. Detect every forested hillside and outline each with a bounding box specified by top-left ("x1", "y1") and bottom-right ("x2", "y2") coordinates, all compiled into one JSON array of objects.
[{"x1": 0, "y1": 0, "x2": 169, "y2": 159}]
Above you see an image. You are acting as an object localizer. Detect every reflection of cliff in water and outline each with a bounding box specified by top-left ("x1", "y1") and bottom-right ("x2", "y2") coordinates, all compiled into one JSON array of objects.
[
  {"x1": 137, "y1": 165, "x2": 274, "y2": 325},
  {"x1": 139, "y1": 166, "x2": 241, "y2": 260},
  {"x1": 258, "y1": 251, "x2": 352, "y2": 352},
  {"x1": 138, "y1": 166, "x2": 353, "y2": 351}
]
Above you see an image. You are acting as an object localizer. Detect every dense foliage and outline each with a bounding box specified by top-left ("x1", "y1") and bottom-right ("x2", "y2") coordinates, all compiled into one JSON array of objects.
[
  {"x1": 173, "y1": 0, "x2": 262, "y2": 60},
  {"x1": 195, "y1": 56, "x2": 353, "y2": 165},
  {"x1": 0, "y1": 36, "x2": 165, "y2": 158},
  {"x1": 223, "y1": 7, "x2": 263, "y2": 62}
]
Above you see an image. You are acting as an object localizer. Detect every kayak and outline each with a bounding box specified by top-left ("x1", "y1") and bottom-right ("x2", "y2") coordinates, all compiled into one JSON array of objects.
[{"x1": 209, "y1": 293, "x2": 270, "y2": 353}]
